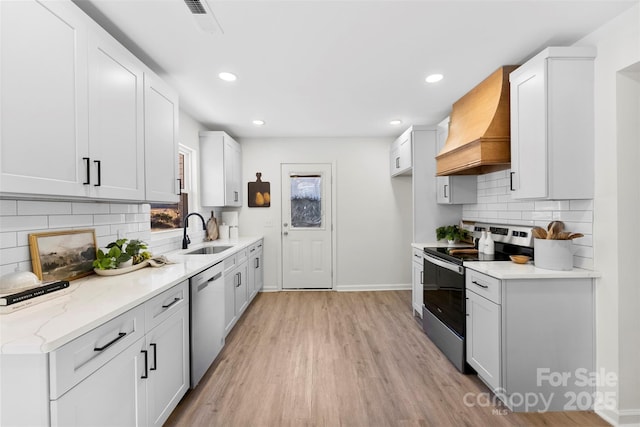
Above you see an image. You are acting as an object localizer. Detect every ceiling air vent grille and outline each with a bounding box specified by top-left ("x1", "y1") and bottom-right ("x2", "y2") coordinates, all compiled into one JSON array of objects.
[
  {"x1": 184, "y1": 0, "x2": 207, "y2": 15},
  {"x1": 183, "y1": 0, "x2": 224, "y2": 33}
]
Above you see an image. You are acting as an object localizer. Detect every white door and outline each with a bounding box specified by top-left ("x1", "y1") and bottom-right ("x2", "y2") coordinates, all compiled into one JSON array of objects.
[{"x1": 281, "y1": 164, "x2": 333, "y2": 289}]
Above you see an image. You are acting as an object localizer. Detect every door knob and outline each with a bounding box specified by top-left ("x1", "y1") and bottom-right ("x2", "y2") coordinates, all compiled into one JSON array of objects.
[
  {"x1": 283, "y1": 231, "x2": 288, "y2": 236},
  {"x1": 283, "y1": 223, "x2": 288, "y2": 227}
]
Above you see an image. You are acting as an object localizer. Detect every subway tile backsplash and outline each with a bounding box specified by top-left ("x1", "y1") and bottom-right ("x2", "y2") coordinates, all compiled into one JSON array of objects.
[
  {"x1": 463, "y1": 170, "x2": 594, "y2": 269},
  {"x1": 0, "y1": 200, "x2": 152, "y2": 276}
]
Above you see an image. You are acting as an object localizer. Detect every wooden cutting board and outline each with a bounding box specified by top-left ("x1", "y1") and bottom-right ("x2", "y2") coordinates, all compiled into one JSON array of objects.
[{"x1": 448, "y1": 248, "x2": 478, "y2": 255}]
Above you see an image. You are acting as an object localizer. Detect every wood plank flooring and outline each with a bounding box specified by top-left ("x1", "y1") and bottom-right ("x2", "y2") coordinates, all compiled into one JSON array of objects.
[{"x1": 165, "y1": 291, "x2": 608, "y2": 426}]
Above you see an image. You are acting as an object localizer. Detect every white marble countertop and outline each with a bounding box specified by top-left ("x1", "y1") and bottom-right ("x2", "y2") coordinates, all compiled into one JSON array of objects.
[
  {"x1": 0, "y1": 236, "x2": 262, "y2": 355},
  {"x1": 464, "y1": 261, "x2": 600, "y2": 280}
]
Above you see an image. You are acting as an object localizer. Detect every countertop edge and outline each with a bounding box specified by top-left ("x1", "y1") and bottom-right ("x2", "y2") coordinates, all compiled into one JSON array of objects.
[{"x1": 1, "y1": 236, "x2": 263, "y2": 355}]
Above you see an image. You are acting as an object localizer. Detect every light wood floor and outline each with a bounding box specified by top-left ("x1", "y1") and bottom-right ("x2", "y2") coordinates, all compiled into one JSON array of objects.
[{"x1": 166, "y1": 291, "x2": 608, "y2": 426}]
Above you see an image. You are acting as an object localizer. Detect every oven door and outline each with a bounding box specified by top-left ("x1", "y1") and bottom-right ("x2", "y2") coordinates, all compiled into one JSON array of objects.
[{"x1": 423, "y1": 254, "x2": 465, "y2": 338}]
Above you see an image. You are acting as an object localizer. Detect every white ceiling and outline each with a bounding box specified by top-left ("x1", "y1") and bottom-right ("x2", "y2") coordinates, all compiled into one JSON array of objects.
[{"x1": 74, "y1": 0, "x2": 636, "y2": 139}]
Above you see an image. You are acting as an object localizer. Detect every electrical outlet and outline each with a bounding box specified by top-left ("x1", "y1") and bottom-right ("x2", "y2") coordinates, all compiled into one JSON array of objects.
[{"x1": 264, "y1": 220, "x2": 273, "y2": 228}]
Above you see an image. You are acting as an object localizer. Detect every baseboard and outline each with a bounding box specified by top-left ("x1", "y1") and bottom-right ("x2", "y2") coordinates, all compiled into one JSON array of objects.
[
  {"x1": 261, "y1": 284, "x2": 412, "y2": 292},
  {"x1": 596, "y1": 407, "x2": 640, "y2": 426},
  {"x1": 335, "y1": 283, "x2": 411, "y2": 292}
]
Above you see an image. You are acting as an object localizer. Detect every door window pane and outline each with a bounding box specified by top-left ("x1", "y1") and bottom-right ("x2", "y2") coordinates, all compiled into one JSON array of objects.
[{"x1": 290, "y1": 175, "x2": 322, "y2": 228}]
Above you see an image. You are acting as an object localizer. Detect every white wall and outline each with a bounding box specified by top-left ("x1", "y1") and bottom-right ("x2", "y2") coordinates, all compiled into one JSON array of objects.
[
  {"x1": 238, "y1": 137, "x2": 411, "y2": 291},
  {"x1": 578, "y1": 5, "x2": 640, "y2": 425}
]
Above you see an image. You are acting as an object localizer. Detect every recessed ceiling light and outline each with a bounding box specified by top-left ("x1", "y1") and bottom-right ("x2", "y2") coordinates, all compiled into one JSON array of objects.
[
  {"x1": 425, "y1": 73, "x2": 444, "y2": 83},
  {"x1": 390, "y1": 119, "x2": 403, "y2": 126},
  {"x1": 252, "y1": 119, "x2": 265, "y2": 126},
  {"x1": 218, "y1": 72, "x2": 237, "y2": 82}
]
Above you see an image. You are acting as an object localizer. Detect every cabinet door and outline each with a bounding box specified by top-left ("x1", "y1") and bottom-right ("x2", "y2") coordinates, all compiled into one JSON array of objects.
[
  {"x1": 146, "y1": 308, "x2": 189, "y2": 427},
  {"x1": 253, "y1": 249, "x2": 264, "y2": 296},
  {"x1": 234, "y1": 261, "x2": 249, "y2": 315},
  {"x1": 398, "y1": 134, "x2": 412, "y2": 172},
  {"x1": 224, "y1": 137, "x2": 242, "y2": 206},
  {"x1": 51, "y1": 337, "x2": 147, "y2": 427},
  {"x1": 411, "y1": 258, "x2": 423, "y2": 317},
  {"x1": 436, "y1": 176, "x2": 451, "y2": 204},
  {"x1": 510, "y1": 58, "x2": 548, "y2": 199},
  {"x1": 87, "y1": 27, "x2": 145, "y2": 200},
  {"x1": 144, "y1": 72, "x2": 180, "y2": 203},
  {"x1": 0, "y1": 0, "x2": 89, "y2": 197},
  {"x1": 224, "y1": 267, "x2": 237, "y2": 336},
  {"x1": 466, "y1": 291, "x2": 501, "y2": 391},
  {"x1": 390, "y1": 131, "x2": 412, "y2": 177}
]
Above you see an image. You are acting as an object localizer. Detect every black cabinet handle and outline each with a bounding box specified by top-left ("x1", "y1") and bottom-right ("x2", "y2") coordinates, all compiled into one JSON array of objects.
[
  {"x1": 510, "y1": 172, "x2": 515, "y2": 191},
  {"x1": 420, "y1": 271, "x2": 424, "y2": 285},
  {"x1": 83, "y1": 157, "x2": 90, "y2": 185},
  {"x1": 94, "y1": 332, "x2": 126, "y2": 352},
  {"x1": 150, "y1": 343, "x2": 157, "y2": 371},
  {"x1": 177, "y1": 178, "x2": 182, "y2": 196},
  {"x1": 444, "y1": 184, "x2": 448, "y2": 198},
  {"x1": 93, "y1": 160, "x2": 101, "y2": 187},
  {"x1": 141, "y1": 349, "x2": 148, "y2": 379},
  {"x1": 472, "y1": 280, "x2": 488, "y2": 289},
  {"x1": 162, "y1": 297, "x2": 181, "y2": 310},
  {"x1": 395, "y1": 157, "x2": 400, "y2": 168}
]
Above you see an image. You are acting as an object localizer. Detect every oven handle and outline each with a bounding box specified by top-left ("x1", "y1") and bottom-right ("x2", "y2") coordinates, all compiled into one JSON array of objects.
[{"x1": 424, "y1": 254, "x2": 464, "y2": 275}]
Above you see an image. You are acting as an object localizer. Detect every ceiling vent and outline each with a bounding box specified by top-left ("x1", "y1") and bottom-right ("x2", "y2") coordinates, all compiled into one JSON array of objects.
[{"x1": 184, "y1": 0, "x2": 223, "y2": 34}]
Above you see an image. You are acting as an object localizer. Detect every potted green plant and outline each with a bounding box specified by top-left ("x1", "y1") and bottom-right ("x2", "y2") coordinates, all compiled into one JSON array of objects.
[
  {"x1": 93, "y1": 238, "x2": 151, "y2": 270},
  {"x1": 436, "y1": 225, "x2": 469, "y2": 244}
]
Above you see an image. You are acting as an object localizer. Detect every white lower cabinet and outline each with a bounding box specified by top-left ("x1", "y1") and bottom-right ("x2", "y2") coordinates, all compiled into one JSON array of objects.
[
  {"x1": 411, "y1": 248, "x2": 423, "y2": 317},
  {"x1": 248, "y1": 240, "x2": 264, "y2": 300},
  {"x1": 144, "y1": 282, "x2": 190, "y2": 427},
  {"x1": 51, "y1": 337, "x2": 148, "y2": 427},
  {"x1": 223, "y1": 243, "x2": 263, "y2": 336},
  {"x1": 50, "y1": 281, "x2": 189, "y2": 426},
  {"x1": 466, "y1": 288, "x2": 501, "y2": 391},
  {"x1": 465, "y1": 269, "x2": 595, "y2": 412}
]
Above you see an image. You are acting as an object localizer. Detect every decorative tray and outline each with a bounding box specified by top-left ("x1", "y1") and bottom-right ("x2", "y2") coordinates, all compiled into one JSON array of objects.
[{"x1": 94, "y1": 260, "x2": 150, "y2": 276}]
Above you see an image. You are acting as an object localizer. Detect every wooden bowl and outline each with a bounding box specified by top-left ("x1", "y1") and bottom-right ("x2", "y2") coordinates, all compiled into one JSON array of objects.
[{"x1": 510, "y1": 255, "x2": 531, "y2": 264}]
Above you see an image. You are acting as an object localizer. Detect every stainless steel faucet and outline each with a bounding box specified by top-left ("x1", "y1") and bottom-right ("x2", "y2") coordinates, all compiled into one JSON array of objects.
[{"x1": 182, "y1": 213, "x2": 207, "y2": 249}]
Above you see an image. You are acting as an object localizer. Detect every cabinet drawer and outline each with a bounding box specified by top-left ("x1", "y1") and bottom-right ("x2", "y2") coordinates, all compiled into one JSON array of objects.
[
  {"x1": 49, "y1": 304, "x2": 145, "y2": 399},
  {"x1": 223, "y1": 254, "x2": 237, "y2": 273},
  {"x1": 236, "y1": 248, "x2": 248, "y2": 265},
  {"x1": 466, "y1": 270, "x2": 501, "y2": 304},
  {"x1": 412, "y1": 248, "x2": 423, "y2": 265},
  {"x1": 145, "y1": 280, "x2": 188, "y2": 332}
]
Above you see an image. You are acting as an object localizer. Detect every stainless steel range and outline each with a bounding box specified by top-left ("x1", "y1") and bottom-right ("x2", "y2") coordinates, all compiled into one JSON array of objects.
[{"x1": 422, "y1": 223, "x2": 534, "y2": 372}]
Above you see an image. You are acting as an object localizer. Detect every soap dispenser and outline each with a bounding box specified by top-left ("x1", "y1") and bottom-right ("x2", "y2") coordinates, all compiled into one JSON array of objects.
[
  {"x1": 485, "y1": 231, "x2": 495, "y2": 255},
  {"x1": 478, "y1": 230, "x2": 487, "y2": 254}
]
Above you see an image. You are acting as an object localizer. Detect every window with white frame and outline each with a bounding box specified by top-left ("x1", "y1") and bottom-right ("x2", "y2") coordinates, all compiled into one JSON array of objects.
[{"x1": 150, "y1": 145, "x2": 193, "y2": 231}]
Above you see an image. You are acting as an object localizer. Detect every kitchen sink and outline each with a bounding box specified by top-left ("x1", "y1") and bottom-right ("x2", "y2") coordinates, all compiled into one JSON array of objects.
[{"x1": 184, "y1": 245, "x2": 233, "y2": 255}]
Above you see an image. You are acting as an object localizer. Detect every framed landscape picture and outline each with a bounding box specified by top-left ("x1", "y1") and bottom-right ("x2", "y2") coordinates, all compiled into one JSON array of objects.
[{"x1": 29, "y1": 229, "x2": 97, "y2": 282}]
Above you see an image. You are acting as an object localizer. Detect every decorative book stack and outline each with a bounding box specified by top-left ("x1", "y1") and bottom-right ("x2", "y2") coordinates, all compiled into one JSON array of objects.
[{"x1": 0, "y1": 280, "x2": 70, "y2": 314}]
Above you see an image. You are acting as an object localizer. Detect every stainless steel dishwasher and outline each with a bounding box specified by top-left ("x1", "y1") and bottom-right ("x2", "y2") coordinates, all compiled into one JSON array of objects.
[{"x1": 189, "y1": 262, "x2": 225, "y2": 388}]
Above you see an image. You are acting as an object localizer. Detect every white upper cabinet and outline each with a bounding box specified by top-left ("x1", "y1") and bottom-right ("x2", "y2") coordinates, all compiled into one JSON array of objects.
[
  {"x1": 200, "y1": 131, "x2": 242, "y2": 207},
  {"x1": 87, "y1": 26, "x2": 145, "y2": 200},
  {"x1": 0, "y1": 0, "x2": 178, "y2": 203},
  {"x1": 390, "y1": 128, "x2": 412, "y2": 177},
  {"x1": 509, "y1": 47, "x2": 596, "y2": 200},
  {"x1": 144, "y1": 73, "x2": 180, "y2": 203},
  {"x1": 0, "y1": 0, "x2": 89, "y2": 198},
  {"x1": 435, "y1": 117, "x2": 477, "y2": 204}
]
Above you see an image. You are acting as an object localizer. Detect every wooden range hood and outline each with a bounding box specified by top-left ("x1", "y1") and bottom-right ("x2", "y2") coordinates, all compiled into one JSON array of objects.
[{"x1": 436, "y1": 66, "x2": 518, "y2": 176}]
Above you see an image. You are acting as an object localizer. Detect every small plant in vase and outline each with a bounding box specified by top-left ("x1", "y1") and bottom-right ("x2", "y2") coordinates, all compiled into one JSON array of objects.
[
  {"x1": 436, "y1": 225, "x2": 470, "y2": 244},
  {"x1": 93, "y1": 238, "x2": 151, "y2": 270}
]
